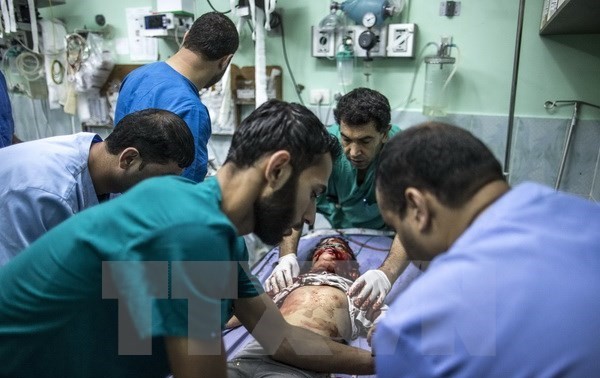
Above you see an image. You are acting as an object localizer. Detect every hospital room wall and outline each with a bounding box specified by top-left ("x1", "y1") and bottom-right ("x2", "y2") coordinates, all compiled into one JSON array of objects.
[{"x1": 38, "y1": 0, "x2": 600, "y2": 200}]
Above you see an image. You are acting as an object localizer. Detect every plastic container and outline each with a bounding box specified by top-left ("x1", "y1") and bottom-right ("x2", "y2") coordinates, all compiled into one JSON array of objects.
[
  {"x1": 423, "y1": 55, "x2": 455, "y2": 116},
  {"x1": 336, "y1": 49, "x2": 354, "y2": 88}
]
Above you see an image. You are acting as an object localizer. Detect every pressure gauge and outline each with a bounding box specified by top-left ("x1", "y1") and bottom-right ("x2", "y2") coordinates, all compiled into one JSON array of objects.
[{"x1": 362, "y1": 12, "x2": 377, "y2": 28}]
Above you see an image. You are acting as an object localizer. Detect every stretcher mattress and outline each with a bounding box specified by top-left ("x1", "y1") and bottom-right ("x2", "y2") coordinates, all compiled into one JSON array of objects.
[{"x1": 223, "y1": 228, "x2": 424, "y2": 377}]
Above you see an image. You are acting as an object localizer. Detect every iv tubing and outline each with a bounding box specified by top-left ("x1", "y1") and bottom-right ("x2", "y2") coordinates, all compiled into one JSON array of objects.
[
  {"x1": 394, "y1": 41, "x2": 437, "y2": 111},
  {"x1": 441, "y1": 45, "x2": 459, "y2": 92}
]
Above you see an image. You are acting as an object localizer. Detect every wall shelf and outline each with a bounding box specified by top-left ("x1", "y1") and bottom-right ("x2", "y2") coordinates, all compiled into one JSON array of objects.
[
  {"x1": 230, "y1": 64, "x2": 282, "y2": 127},
  {"x1": 540, "y1": 0, "x2": 600, "y2": 35}
]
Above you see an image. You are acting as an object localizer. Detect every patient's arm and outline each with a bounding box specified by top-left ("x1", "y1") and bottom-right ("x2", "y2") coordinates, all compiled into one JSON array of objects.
[
  {"x1": 165, "y1": 336, "x2": 226, "y2": 378},
  {"x1": 225, "y1": 315, "x2": 242, "y2": 329}
]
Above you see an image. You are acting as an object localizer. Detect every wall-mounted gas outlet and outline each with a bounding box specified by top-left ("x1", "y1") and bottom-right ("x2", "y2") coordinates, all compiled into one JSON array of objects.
[
  {"x1": 351, "y1": 25, "x2": 387, "y2": 58},
  {"x1": 310, "y1": 89, "x2": 331, "y2": 105},
  {"x1": 311, "y1": 26, "x2": 335, "y2": 58},
  {"x1": 387, "y1": 23, "x2": 416, "y2": 57}
]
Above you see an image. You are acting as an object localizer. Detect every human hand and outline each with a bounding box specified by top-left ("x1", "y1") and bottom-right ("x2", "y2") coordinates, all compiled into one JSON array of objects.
[
  {"x1": 347, "y1": 269, "x2": 391, "y2": 311},
  {"x1": 264, "y1": 254, "x2": 299, "y2": 295}
]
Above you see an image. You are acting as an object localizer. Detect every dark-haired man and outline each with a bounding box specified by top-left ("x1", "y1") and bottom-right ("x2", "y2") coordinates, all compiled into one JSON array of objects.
[
  {"x1": 0, "y1": 100, "x2": 374, "y2": 378},
  {"x1": 374, "y1": 122, "x2": 600, "y2": 377},
  {"x1": 0, "y1": 108, "x2": 194, "y2": 265},
  {"x1": 267, "y1": 87, "x2": 407, "y2": 314},
  {"x1": 115, "y1": 11, "x2": 239, "y2": 182}
]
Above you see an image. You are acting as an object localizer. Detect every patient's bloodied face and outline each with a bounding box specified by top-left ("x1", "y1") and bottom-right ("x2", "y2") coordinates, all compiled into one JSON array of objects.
[{"x1": 310, "y1": 237, "x2": 359, "y2": 280}]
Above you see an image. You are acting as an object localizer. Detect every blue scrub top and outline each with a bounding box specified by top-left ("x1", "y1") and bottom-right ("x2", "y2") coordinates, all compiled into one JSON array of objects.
[
  {"x1": 0, "y1": 71, "x2": 14, "y2": 148},
  {"x1": 375, "y1": 183, "x2": 600, "y2": 377},
  {"x1": 115, "y1": 62, "x2": 210, "y2": 182}
]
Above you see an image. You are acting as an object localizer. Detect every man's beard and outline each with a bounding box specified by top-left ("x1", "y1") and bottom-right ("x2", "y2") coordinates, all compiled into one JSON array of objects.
[
  {"x1": 204, "y1": 67, "x2": 227, "y2": 89},
  {"x1": 253, "y1": 173, "x2": 298, "y2": 246}
]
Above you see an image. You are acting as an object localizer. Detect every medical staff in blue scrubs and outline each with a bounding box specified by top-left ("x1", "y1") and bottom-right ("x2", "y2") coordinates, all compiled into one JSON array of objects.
[
  {"x1": 267, "y1": 88, "x2": 408, "y2": 313},
  {"x1": 115, "y1": 12, "x2": 238, "y2": 183},
  {"x1": 0, "y1": 100, "x2": 375, "y2": 378},
  {"x1": 0, "y1": 70, "x2": 16, "y2": 148},
  {"x1": 374, "y1": 122, "x2": 600, "y2": 377},
  {"x1": 0, "y1": 109, "x2": 194, "y2": 265}
]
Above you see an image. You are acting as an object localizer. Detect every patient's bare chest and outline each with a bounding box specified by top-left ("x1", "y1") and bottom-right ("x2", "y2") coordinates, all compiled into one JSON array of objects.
[{"x1": 279, "y1": 285, "x2": 352, "y2": 339}]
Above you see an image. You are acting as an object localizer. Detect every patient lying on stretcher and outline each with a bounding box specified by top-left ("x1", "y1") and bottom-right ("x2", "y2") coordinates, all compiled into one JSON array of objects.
[{"x1": 226, "y1": 236, "x2": 385, "y2": 378}]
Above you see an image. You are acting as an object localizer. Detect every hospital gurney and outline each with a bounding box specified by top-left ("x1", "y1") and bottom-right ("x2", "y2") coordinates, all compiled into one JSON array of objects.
[{"x1": 223, "y1": 228, "x2": 424, "y2": 378}]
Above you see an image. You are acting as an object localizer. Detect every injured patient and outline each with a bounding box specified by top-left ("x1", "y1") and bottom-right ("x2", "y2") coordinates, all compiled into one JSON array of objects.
[{"x1": 227, "y1": 236, "x2": 385, "y2": 378}]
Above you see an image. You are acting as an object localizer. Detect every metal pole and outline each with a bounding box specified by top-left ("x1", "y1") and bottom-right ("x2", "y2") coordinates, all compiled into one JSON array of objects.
[
  {"x1": 504, "y1": 0, "x2": 526, "y2": 182},
  {"x1": 555, "y1": 102, "x2": 580, "y2": 190}
]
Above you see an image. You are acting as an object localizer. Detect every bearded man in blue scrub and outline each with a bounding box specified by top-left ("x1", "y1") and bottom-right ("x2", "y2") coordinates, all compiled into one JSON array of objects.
[
  {"x1": 0, "y1": 109, "x2": 194, "y2": 266},
  {"x1": 266, "y1": 87, "x2": 408, "y2": 313},
  {"x1": 0, "y1": 100, "x2": 375, "y2": 378},
  {"x1": 374, "y1": 122, "x2": 600, "y2": 377},
  {"x1": 115, "y1": 12, "x2": 238, "y2": 183}
]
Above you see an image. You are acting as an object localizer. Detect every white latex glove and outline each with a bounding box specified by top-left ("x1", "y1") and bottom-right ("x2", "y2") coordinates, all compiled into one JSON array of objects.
[
  {"x1": 347, "y1": 269, "x2": 391, "y2": 311},
  {"x1": 264, "y1": 254, "x2": 299, "y2": 295}
]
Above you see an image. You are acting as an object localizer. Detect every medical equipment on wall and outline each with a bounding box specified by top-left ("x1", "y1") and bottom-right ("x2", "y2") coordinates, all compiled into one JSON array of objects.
[
  {"x1": 422, "y1": 36, "x2": 458, "y2": 117},
  {"x1": 336, "y1": 35, "x2": 354, "y2": 89},
  {"x1": 141, "y1": 12, "x2": 193, "y2": 40},
  {"x1": 138, "y1": 0, "x2": 195, "y2": 40},
  {"x1": 311, "y1": 0, "x2": 412, "y2": 59}
]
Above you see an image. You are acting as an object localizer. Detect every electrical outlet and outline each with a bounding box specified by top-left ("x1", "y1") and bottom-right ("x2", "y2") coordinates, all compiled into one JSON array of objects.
[{"x1": 310, "y1": 89, "x2": 331, "y2": 105}]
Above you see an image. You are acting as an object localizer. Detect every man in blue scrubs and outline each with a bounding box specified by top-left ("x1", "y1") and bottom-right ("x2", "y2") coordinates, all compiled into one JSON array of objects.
[
  {"x1": 0, "y1": 71, "x2": 18, "y2": 148},
  {"x1": 115, "y1": 12, "x2": 238, "y2": 183},
  {"x1": 374, "y1": 122, "x2": 600, "y2": 376},
  {"x1": 0, "y1": 100, "x2": 375, "y2": 378},
  {"x1": 0, "y1": 108, "x2": 194, "y2": 265},
  {"x1": 267, "y1": 88, "x2": 408, "y2": 313}
]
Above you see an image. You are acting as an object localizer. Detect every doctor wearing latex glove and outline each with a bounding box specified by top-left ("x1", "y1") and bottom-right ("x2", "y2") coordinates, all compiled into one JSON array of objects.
[
  {"x1": 347, "y1": 269, "x2": 391, "y2": 310},
  {"x1": 265, "y1": 253, "x2": 299, "y2": 295},
  {"x1": 268, "y1": 230, "x2": 409, "y2": 313},
  {"x1": 264, "y1": 88, "x2": 413, "y2": 307}
]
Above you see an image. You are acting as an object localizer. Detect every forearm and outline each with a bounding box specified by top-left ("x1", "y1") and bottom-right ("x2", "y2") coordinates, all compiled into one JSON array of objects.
[
  {"x1": 378, "y1": 234, "x2": 409, "y2": 285},
  {"x1": 225, "y1": 315, "x2": 242, "y2": 329},
  {"x1": 272, "y1": 326, "x2": 374, "y2": 375},
  {"x1": 278, "y1": 228, "x2": 301, "y2": 257}
]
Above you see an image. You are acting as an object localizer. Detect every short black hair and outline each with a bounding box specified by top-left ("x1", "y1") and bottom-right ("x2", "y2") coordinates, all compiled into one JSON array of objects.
[
  {"x1": 333, "y1": 87, "x2": 391, "y2": 133},
  {"x1": 107, "y1": 108, "x2": 195, "y2": 169},
  {"x1": 225, "y1": 99, "x2": 341, "y2": 173},
  {"x1": 183, "y1": 12, "x2": 239, "y2": 61},
  {"x1": 377, "y1": 122, "x2": 505, "y2": 216}
]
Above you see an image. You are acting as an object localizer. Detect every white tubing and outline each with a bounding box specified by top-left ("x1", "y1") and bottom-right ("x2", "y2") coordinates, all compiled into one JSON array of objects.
[
  {"x1": 27, "y1": 0, "x2": 38, "y2": 52},
  {"x1": 254, "y1": 8, "x2": 267, "y2": 107},
  {"x1": 1, "y1": 0, "x2": 11, "y2": 35}
]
